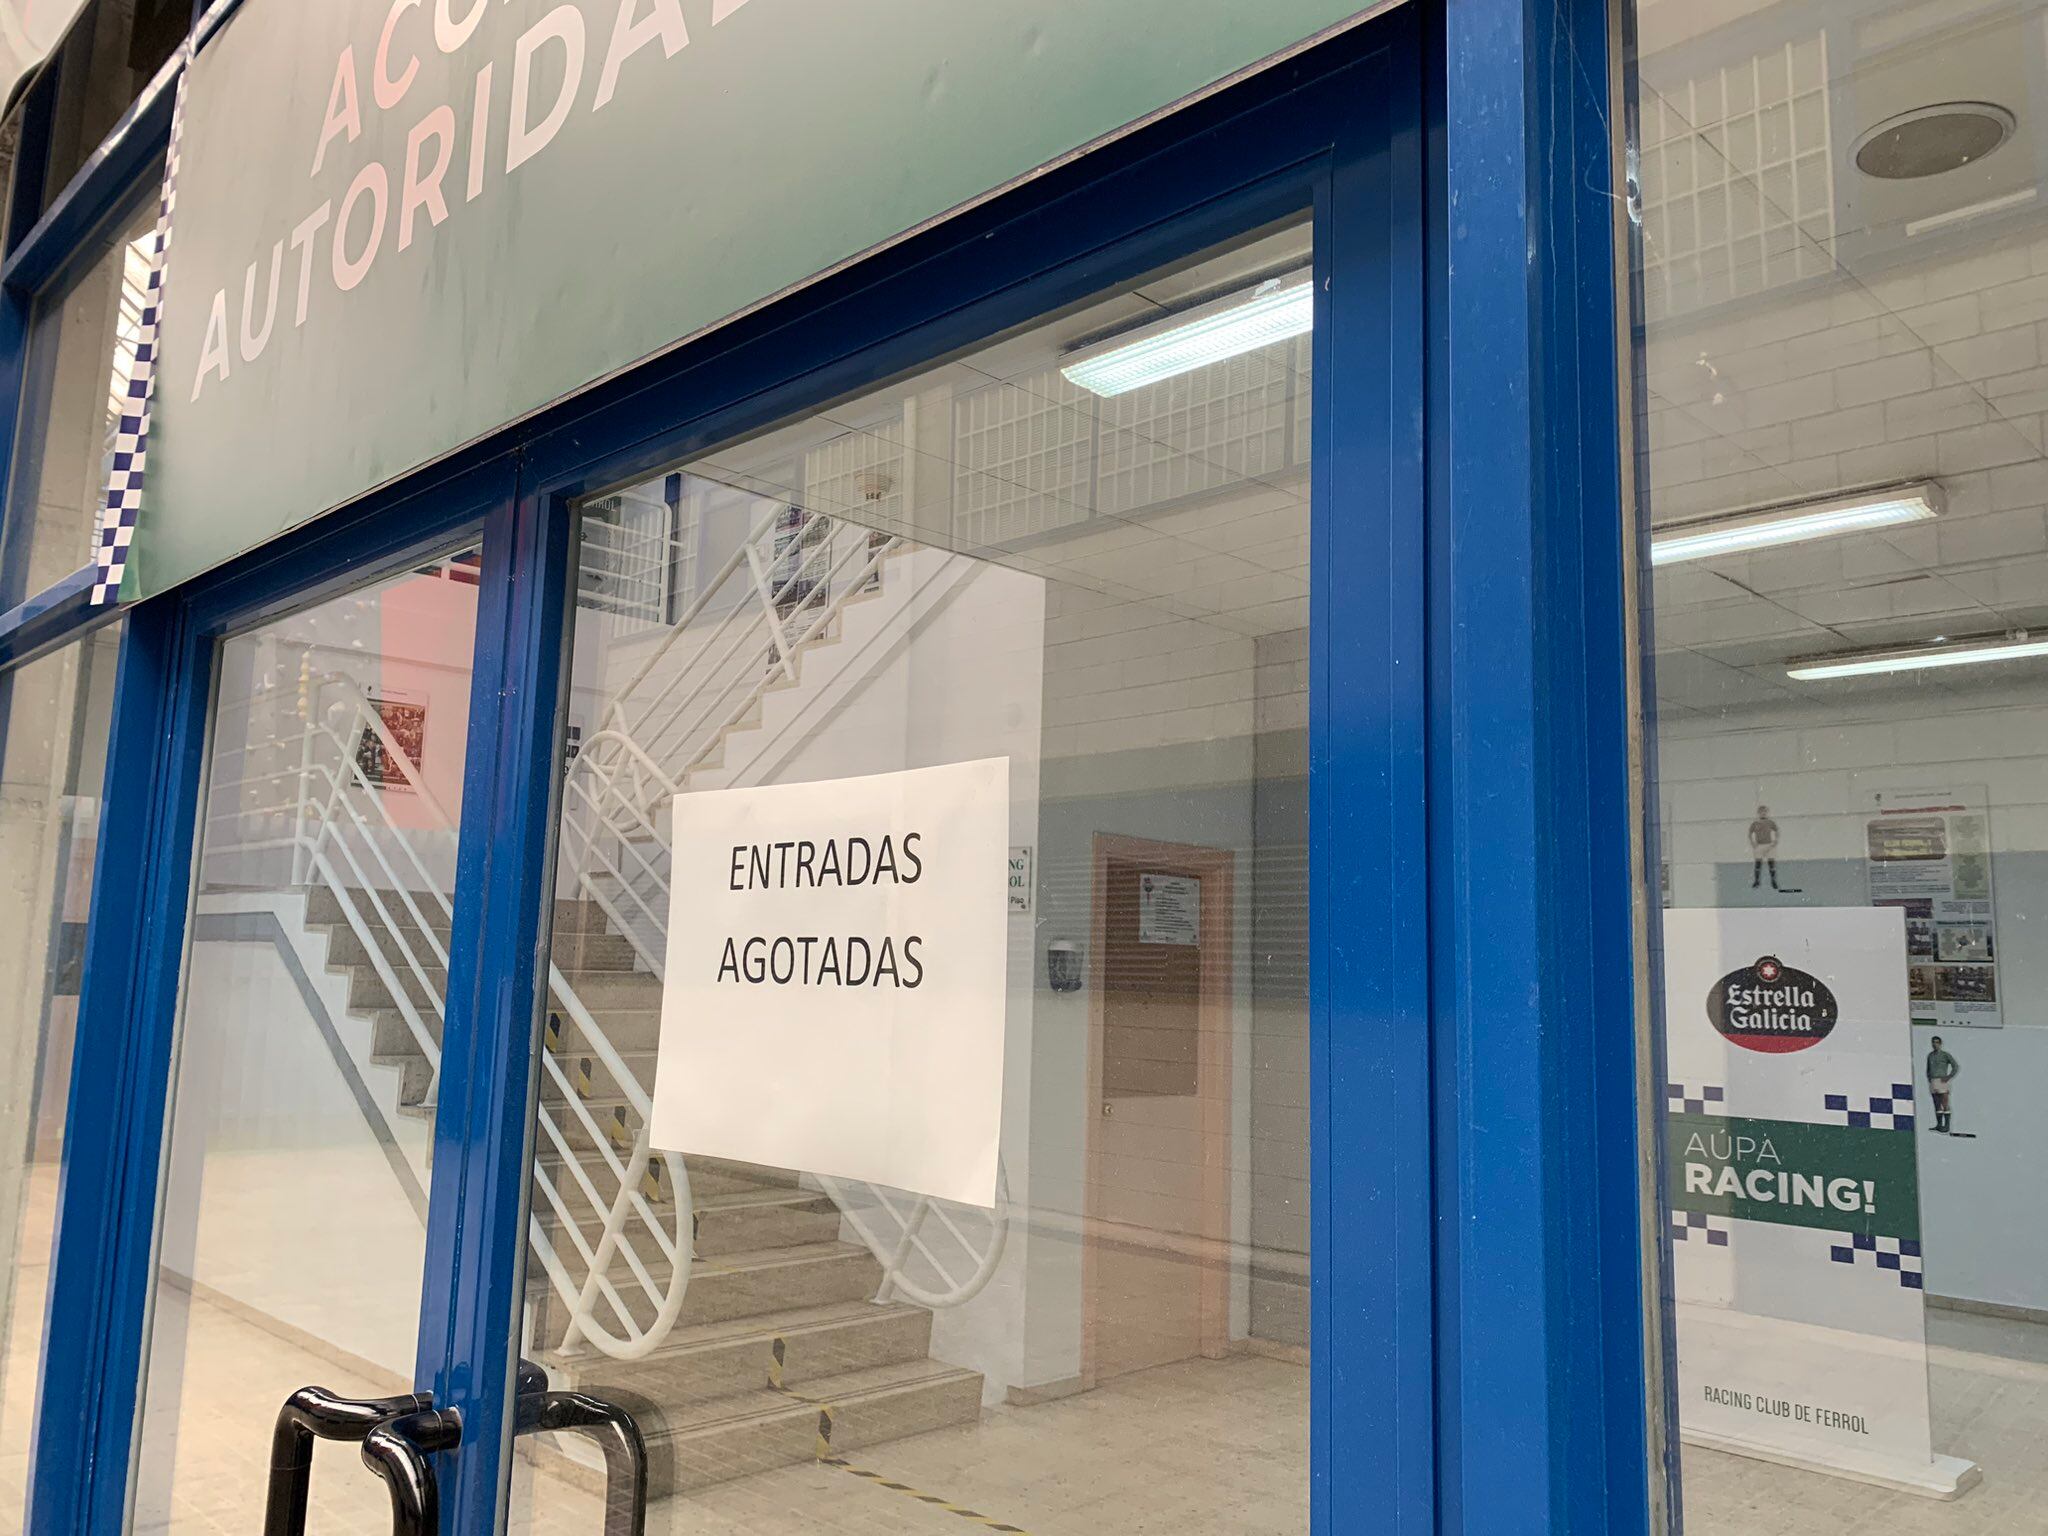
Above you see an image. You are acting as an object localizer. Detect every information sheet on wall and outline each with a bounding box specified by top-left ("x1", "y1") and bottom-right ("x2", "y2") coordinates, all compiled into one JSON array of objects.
[
  {"x1": 650, "y1": 759, "x2": 1010, "y2": 1208},
  {"x1": 1662, "y1": 907, "x2": 1976, "y2": 1498},
  {"x1": 1138, "y1": 873, "x2": 1200, "y2": 946},
  {"x1": 1865, "y1": 787, "x2": 1999, "y2": 1029}
]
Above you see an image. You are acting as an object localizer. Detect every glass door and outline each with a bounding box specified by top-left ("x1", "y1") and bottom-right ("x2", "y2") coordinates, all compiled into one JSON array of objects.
[
  {"x1": 33, "y1": 26, "x2": 1416, "y2": 1536},
  {"x1": 508, "y1": 217, "x2": 1321, "y2": 1536},
  {"x1": 128, "y1": 544, "x2": 488, "y2": 1535}
]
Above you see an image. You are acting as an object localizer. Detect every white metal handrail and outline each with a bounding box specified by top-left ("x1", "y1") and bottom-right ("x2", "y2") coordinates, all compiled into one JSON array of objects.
[
  {"x1": 208, "y1": 664, "x2": 693, "y2": 1360},
  {"x1": 206, "y1": 502, "x2": 1008, "y2": 1361},
  {"x1": 561, "y1": 506, "x2": 1012, "y2": 1313}
]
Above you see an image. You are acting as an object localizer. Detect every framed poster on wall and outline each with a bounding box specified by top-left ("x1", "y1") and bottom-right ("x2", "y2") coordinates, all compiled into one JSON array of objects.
[
  {"x1": 1866, "y1": 787, "x2": 1999, "y2": 1030},
  {"x1": 355, "y1": 688, "x2": 428, "y2": 792}
]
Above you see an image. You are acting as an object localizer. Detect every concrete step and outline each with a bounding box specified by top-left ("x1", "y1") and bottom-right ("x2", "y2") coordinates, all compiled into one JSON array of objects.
[
  {"x1": 545, "y1": 969, "x2": 665, "y2": 1010},
  {"x1": 539, "y1": 1239, "x2": 881, "y2": 1338},
  {"x1": 533, "y1": 1150, "x2": 800, "y2": 1204},
  {"x1": 322, "y1": 924, "x2": 452, "y2": 978},
  {"x1": 534, "y1": 1182, "x2": 839, "y2": 1259},
  {"x1": 531, "y1": 1091, "x2": 647, "y2": 1163},
  {"x1": 544, "y1": 929, "x2": 647, "y2": 973},
  {"x1": 366, "y1": 1008, "x2": 440, "y2": 1061},
  {"x1": 367, "y1": 1047, "x2": 436, "y2": 1107},
  {"x1": 305, "y1": 885, "x2": 454, "y2": 940},
  {"x1": 541, "y1": 1299, "x2": 934, "y2": 1410},
  {"x1": 343, "y1": 960, "x2": 442, "y2": 1014},
  {"x1": 307, "y1": 887, "x2": 616, "y2": 940},
  {"x1": 594, "y1": 1358, "x2": 982, "y2": 1497},
  {"x1": 691, "y1": 1188, "x2": 842, "y2": 1256},
  {"x1": 544, "y1": 1005, "x2": 663, "y2": 1053},
  {"x1": 537, "y1": 1042, "x2": 656, "y2": 1098}
]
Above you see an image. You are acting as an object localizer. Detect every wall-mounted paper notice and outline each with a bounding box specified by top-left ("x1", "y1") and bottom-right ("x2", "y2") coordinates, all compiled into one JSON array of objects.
[
  {"x1": 650, "y1": 759, "x2": 1011, "y2": 1207},
  {"x1": 1138, "y1": 872, "x2": 1201, "y2": 946}
]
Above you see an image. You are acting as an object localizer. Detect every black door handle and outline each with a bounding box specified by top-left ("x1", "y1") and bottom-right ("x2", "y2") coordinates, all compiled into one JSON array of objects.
[
  {"x1": 512, "y1": 1359, "x2": 649, "y2": 1536},
  {"x1": 363, "y1": 1406, "x2": 463, "y2": 1536},
  {"x1": 266, "y1": 1367, "x2": 633, "y2": 1536},
  {"x1": 265, "y1": 1386, "x2": 433, "y2": 1536}
]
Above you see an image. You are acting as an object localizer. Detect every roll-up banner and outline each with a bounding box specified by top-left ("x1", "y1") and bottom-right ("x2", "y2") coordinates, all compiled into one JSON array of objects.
[
  {"x1": 122, "y1": 0, "x2": 1381, "y2": 600},
  {"x1": 1661, "y1": 907, "x2": 1978, "y2": 1499}
]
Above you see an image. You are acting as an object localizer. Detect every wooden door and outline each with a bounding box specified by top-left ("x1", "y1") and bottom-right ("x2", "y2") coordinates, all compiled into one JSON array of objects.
[{"x1": 1084, "y1": 836, "x2": 1233, "y2": 1384}]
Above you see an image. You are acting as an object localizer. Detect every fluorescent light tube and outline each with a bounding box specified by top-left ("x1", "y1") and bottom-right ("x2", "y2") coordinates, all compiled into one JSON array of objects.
[
  {"x1": 1650, "y1": 483, "x2": 1941, "y2": 567},
  {"x1": 1060, "y1": 272, "x2": 1313, "y2": 398},
  {"x1": 1906, "y1": 187, "x2": 2037, "y2": 239},
  {"x1": 1788, "y1": 634, "x2": 2048, "y2": 681}
]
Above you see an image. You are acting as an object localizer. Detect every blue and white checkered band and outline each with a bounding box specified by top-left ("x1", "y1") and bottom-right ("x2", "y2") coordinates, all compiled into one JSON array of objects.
[
  {"x1": 90, "y1": 57, "x2": 189, "y2": 607},
  {"x1": 1821, "y1": 1085, "x2": 1915, "y2": 1133},
  {"x1": 1665, "y1": 1081, "x2": 1726, "y2": 1116},
  {"x1": 1828, "y1": 1233, "x2": 1923, "y2": 1289},
  {"x1": 1669, "y1": 1210, "x2": 1729, "y2": 1247}
]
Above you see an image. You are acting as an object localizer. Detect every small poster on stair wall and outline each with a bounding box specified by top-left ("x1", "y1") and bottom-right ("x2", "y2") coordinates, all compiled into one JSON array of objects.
[
  {"x1": 650, "y1": 758, "x2": 1011, "y2": 1208},
  {"x1": 355, "y1": 688, "x2": 426, "y2": 791}
]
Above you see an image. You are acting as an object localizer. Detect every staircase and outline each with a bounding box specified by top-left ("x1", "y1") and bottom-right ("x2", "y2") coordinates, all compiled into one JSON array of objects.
[
  {"x1": 211, "y1": 499, "x2": 1010, "y2": 1495},
  {"x1": 303, "y1": 891, "x2": 987, "y2": 1495},
  {"x1": 534, "y1": 1156, "x2": 983, "y2": 1494}
]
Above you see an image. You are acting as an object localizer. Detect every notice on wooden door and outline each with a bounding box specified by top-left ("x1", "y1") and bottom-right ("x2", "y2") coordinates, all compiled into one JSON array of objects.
[
  {"x1": 649, "y1": 759, "x2": 1011, "y2": 1208},
  {"x1": 1138, "y1": 873, "x2": 1201, "y2": 946}
]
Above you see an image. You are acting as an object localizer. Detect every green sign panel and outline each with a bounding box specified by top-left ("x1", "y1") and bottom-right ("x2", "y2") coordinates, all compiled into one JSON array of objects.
[
  {"x1": 1667, "y1": 1113, "x2": 1920, "y2": 1243},
  {"x1": 134, "y1": 0, "x2": 1375, "y2": 597}
]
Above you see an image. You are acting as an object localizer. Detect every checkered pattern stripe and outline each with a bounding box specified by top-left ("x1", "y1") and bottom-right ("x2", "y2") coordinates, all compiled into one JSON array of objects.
[
  {"x1": 1666, "y1": 1082, "x2": 1725, "y2": 1115},
  {"x1": 1670, "y1": 1211, "x2": 1728, "y2": 1247},
  {"x1": 1822, "y1": 1084, "x2": 1915, "y2": 1132},
  {"x1": 1829, "y1": 1233, "x2": 1923, "y2": 1288},
  {"x1": 90, "y1": 62, "x2": 189, "y2": 607}
]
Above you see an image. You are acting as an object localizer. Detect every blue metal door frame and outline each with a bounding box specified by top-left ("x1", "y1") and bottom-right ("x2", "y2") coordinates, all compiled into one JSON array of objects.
[{"x1": 16, "y1": 2, "x2": 1654, "y2": 1533}]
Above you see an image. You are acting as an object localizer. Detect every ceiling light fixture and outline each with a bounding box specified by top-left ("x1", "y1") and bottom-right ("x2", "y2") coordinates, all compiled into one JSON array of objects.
[
  {"x1": 1060, "y1": 271, "x2": 1313, "y2": 398},
  {"x1": 1853, "y1": 102, "x2": 2015, "y2": 181},
  {"x1": 1906, "y1": 186, "x2": 2037, "y2": 239},
  {"x1": 1788, "y1": 631, "x2": 2048, "y2": 681},
  {"x1": 1649, "y1": 482, "x2": 1942, "y2": 567}
]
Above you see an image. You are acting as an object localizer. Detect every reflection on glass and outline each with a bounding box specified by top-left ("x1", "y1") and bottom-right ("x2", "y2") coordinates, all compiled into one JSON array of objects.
[
  {"x1": 0, "y1": 623, "x2": 121, "y2": 1535},
  {"x1": 0, "y1": 195, "x2": 157, "y2": 605},
  {"x1": 510, "y1": 222, "x2": 1313, "y2": 1535},
  {"x1": 37, "y1": 3, "x2": 187, "y2": 219},
  {"x1": 1635, "y1": 0, "x2": 2048, "y2": 1528},
  {"x1": 130, "y1": 551, "x2": 482, "y2": 1535}
]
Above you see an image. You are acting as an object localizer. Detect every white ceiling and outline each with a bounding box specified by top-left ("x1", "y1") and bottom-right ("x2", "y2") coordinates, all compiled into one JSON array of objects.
[{"x1": 1638, "y1": 0, "x2": 2048, "y2": 719}]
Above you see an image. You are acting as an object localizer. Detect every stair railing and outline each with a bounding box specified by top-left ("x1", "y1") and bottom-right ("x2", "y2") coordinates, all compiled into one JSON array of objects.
[
  {"x1": 593, "y1": 507, "x2": 905, "y2": 801},
  {"x1": 558, "y1": 507, "x2": 1013, "y2": 1314},
  {"x1": 206, "y1": 664, "x2": 693, "y2": 1361}
]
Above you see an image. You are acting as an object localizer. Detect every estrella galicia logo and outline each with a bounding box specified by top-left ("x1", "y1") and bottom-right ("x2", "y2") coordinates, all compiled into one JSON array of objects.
[{"x1": 1706, "y1": 955, "x2": 1838, "y2": 1054}]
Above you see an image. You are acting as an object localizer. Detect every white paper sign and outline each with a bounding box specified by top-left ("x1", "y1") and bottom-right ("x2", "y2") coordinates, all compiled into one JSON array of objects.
[
  {"x1": 1008, "y1": 847, "x2": 1034, "y2": 914},
  {"x1": 650, "y1": 759, "x2": 1011, "y2": 1208},
  {"x1": 1138, "y1": 872, "x2": 1200, "y2": 946}
]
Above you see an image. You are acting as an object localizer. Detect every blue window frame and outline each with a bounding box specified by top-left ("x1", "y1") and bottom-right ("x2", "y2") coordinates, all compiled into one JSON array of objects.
[
  {"x1": 6, "y1": 2, "x2": 1653, "y2": 1533},
  {"x1": 0, "y1": 36, "x2": 182, "y2": 669}
]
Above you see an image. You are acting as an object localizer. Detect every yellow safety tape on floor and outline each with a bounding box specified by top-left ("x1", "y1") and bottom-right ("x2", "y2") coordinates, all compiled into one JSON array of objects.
[
  {"x1": 820, "y1": 1458, "x2": 1031, "y2": 1535},
  {"x1": 763, "y1": 1336, "x2": 1031, "y2": 1534}
]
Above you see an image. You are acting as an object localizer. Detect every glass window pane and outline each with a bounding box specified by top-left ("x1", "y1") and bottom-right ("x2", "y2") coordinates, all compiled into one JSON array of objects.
[
  {"x1": 510, "y1": 219, "x2": 1313, "y2": 1535},
  {"x1": 130, "y1": 549, "x2": 483, "y2": 1535},
  {"x1": 2, "y1": 191, "x2": 156, "y2": 606},
  {"x1": 38, "y1": 0, "x2": 185, "y2": 217},
  {"x1": 1632, "y1": 0, "x2": 2048, "y2": 1527},
  {"x1": 0, "y1": 621, "x2": 121, "y2": 1536}
]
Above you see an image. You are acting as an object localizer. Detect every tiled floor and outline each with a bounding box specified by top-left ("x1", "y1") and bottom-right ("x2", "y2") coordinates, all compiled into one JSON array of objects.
[
  {"x1": 1680, "y1": 1309, "x2": 2048, "y2": 1535},
  {"x1": 5, "y1": 1146, "x2": 2048, "y2": 1536},
  {"x1": 508, "y1": 1352, "x2": 1308, "y2": 1536}
]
